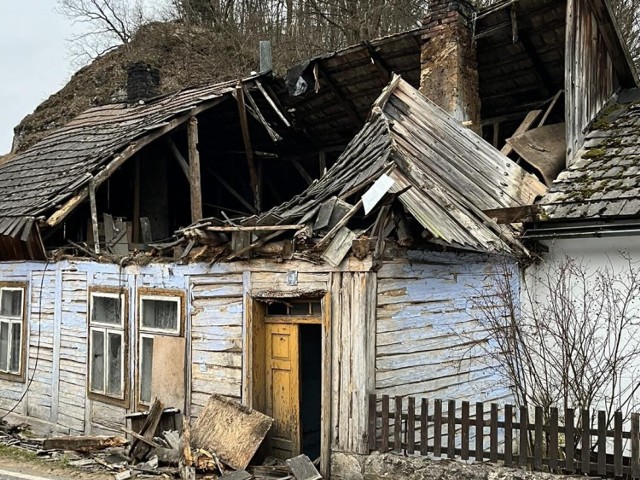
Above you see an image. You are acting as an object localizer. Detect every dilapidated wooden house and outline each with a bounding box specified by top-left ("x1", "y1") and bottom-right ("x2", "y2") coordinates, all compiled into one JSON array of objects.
[{"x1": 0, "y1": 0, "x2": 634, "y2": 474}]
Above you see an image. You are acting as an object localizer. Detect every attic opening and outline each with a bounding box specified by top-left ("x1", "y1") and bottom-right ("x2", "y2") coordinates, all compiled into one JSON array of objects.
[{"x1": 42, "y1": 86, "x2": 337, "y2": 255}]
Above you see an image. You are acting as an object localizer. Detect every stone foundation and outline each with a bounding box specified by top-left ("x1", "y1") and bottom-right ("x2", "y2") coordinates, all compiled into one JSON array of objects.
[{"x1": 331, "y1": 452, "x2": 596, "y2": 480}]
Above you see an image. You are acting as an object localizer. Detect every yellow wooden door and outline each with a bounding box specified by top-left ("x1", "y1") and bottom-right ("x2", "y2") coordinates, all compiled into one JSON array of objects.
[{"x1": 265, "y1": 323, "x2": 301, "y2": 459}]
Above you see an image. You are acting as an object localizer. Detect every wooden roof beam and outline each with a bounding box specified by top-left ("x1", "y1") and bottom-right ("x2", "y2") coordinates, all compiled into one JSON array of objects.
[
  {"x1": 520, "y1": 33, "x2": 554, "y2": 97},
  {"x1": 364, "y1": 42, "x2": 392, "y2": 83},
  {"x1": 235, "y1": 83, "x2": 262, "y2": 212}
]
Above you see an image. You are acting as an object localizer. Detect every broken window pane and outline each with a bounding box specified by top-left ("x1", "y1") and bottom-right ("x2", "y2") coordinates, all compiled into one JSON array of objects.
[
  {"x1": 0, "y1": 322, "x2": 8, "y2": 372},
  {"x1": 10, "y1": 323, "x2": 20, "y2": 373},
  {"x1": 92, "y1": 295, "x2": 121, "y2": 325},
  {"x1": 1, "y1": 290, "x2": 22, "y2": 317},
  {"x1": 266, "y1": 302, "x2": 287, "y2": 315},
  {"x1": 142, "y1": 299, "x2": 178, "y2": 331},
  {"x1": 140, "y1": 336, "x2": 154, "y2": 403},
  {"x1": 107, "y1": 333, "x2": 122, "y2": 397},
  {"x1": 91, "y1": 329, "x2": 105, "y2": 392}
]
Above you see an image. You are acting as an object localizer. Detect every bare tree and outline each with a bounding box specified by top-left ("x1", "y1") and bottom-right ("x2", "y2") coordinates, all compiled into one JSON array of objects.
[
  {"x1": 56, "y1": 0, "x2": 155, "y2": 64},
  {"x1": 471, "y1": 255, "x2": 640, "y2": 432}
]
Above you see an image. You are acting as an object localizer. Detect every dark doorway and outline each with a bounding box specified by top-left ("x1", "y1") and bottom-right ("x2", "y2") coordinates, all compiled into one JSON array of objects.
[{"x1": 299, "y1": 324, "x2": 322, "y2": 460}]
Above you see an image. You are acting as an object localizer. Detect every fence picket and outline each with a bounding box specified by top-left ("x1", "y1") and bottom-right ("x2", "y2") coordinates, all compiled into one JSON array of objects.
[
  {"x1": 597, "y1": 410, "x2": 606, "y2": 476},
  {"x1": 519, "y1": 406, "x2": 528, "y2": 468},
  {"x1": 549, "y1": 407, "x2": 558, "y2": 471},
  {"x1": 448, "y1": 400, "x2": 456, "y2": 459},
  {"x1": 581, "y1": 409, "x2": 590, "y2": 474},
  {"x1": 394, "y1": 396, "x2": 403, "y2": 454},
  {"x1": 420, "y1": 398, "x2": 428, "y2": 456},
  {"x1": 381, "y1": 395, "x2": 389, "y2": 453},
  {"x1": 368, "y1": 393, "x2": 377, "y2": 452},
  {"x1": 534, "y1": 406, "x2": 543, "y2": 470},
  {"x1": 614, "y1": 410, "x2": 622, "y2": 477},
  {"x1": 407, "y1": 397, "x2": 415, "y2": 454},
  {"x1": 504, "y1": 404, "x2": 513, "y2": 467},
  {"x1": 565, "y1": 408, "x2": 574, "y2": 473},
  {"x1": 476, "y1": 402, "x2": 484, "y2": 462},
  {"x1": 490, "y1": 403, "x2": 498, "y2": 462},
  {"x1": 632, "y1": 413, "x2": 639, "y2": 478},
  {"x1": 461, "y1": 401, "x2": 470, "y2": 461},
  {"x1": 434, "y1": 399, "x2": 442, "y2": 457}
]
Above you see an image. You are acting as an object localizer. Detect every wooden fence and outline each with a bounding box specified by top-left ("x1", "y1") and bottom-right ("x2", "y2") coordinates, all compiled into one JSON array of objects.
[{"x1": 368, "y1": 394, "x2": 640, "y2": 478}]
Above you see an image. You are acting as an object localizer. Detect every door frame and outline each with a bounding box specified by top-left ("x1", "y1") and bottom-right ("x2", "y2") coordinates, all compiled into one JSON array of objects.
[{"x1": 243, "y1": 291, "x2": 332, "y2": 476}]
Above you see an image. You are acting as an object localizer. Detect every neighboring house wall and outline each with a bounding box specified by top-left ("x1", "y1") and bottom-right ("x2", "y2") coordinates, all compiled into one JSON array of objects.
[{"x1": 375, "y1": 250, "x2": 514, "y2": 404}]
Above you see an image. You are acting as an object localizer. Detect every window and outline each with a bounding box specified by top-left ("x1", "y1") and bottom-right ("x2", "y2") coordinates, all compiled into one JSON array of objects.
[
  {"x1": 89, "y1": 290, "x2": 127, "y2": 402},
  {"x1": 0, "y1": 284, "x2": 26, "y2": 379},
  {"x1": 138, "y1": 292, "x2": 183, "y2": 405}
]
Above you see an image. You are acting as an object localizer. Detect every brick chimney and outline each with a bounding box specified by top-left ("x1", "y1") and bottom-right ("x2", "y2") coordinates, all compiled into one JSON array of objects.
[
  {"x1": 126, "y1": 62, "x2": 161, "y2": 103},
  {"x1": 420, "y1": 0, "x2": 480, "y2": 130}
]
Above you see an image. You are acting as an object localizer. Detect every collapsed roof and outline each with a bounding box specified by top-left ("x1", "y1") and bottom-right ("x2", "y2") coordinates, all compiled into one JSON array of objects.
[{"x1": 183, "y1": 77, "x2": 546, "y2": 261}]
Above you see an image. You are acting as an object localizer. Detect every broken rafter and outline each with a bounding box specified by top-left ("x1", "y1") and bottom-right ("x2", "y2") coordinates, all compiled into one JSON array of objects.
[
  {"x1": 291, "y1": 159, "x2": 314, "y2": 185},
  {"x1": 255, "y1": 79, "x2": 291, "y2": 127},
  {"x1": 500, "y1": 109, "x2": 542, "y2": 156},
  {"x1": 243, "y1": 84, "x2": 281, "y2": 142},
  {"x1": 188, "y1": 117, "x2": 203, "y2": 222},
  {"x1": 204, "y1": 166, "x2": 257, "y2": 214},
  {"x1": 235, "y1": 83, "x2": 261, "y2": 212}
]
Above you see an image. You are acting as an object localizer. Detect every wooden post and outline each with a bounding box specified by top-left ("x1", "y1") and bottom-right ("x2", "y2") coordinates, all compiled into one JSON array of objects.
[
  {"x1": 549, "y1": 407, "x2": 558, "y2": 472},
  {"x1": 89, "y1": 181, "x2": 100, "y2": 254},
  {"x1": 368, "y1": 394, "x2": 377, "y2": 452},
  {"x1": 504, "y1": 404, "x2": 513, "y2": 466},
  {"x1": 420, "y1": 398, "x2": 428, "y2": 456},
  {"x1": 581, "y1": 409, "x2": 590, "y2": 473},
  {"x1": 461, "y1": 401, "x2": 470, "y2": 460},
  {"x1": 631, "y1": 413, "x2": 639, "y2": 478},
  {"x1": 490, "y1": 403, "x2": 498, "y2": 463},
  {"x1": 597, "y1": 410, "x2": 606, "y2": 476},
  {"x1": 614, "y1": 410, "x2": 622, "y2": 477},
  {"x1": 434, "y1": 399, "x2": 442, "y2": 457},
  {"x1": 534, "y1": 406, "x2": 543, "y2": 470},
  {"x1": 476, "y1": 402, "x2": 484, "y2": 462},
  {"x1": 187, "y1": 117, "x2": 203, "y2": 222},
  {"x1": 236, "y1": 84, "x2": 261, "y2": 211},
  {"x1": 407, "y1": 397, "x2": 415, "y2": 454},
  {"x1": 133, "y1": 156, "x2": 141, "y2": 243},
  {"x1": 447, "y1": 400, "x2": 456, "y2": 459},
  {"x1": 381, "y1": 395, "x2": 389, "y2": 453},
  {"x1": 565, "y1": 408, "x2": 575, "y2": 472},
  {"x1": 394, "y1": 396, "x2": 402, "y2": 453},
  {"x1": 519, "y1": 406, "x2": 528, "y2": 468}
]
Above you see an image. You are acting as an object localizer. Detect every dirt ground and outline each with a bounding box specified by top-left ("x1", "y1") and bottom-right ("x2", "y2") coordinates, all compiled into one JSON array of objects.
[{"x1": 0, "y1": 446, "x2": 113, "y2": 479}]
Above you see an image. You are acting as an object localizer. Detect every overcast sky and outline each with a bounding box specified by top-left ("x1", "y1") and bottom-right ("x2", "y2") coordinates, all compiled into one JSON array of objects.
[{"x1": 0, "y1": 1, "x2": 78, "y2": 155}]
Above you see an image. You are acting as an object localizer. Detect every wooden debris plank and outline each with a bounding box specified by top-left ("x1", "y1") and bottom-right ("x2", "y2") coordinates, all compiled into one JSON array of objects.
[
  {"x1": 130, "y1": 398, "x2": 164, "y2": 461},
  {"x1": 42, "y1": 435, "x2": 128, "y2": 452},
  {"x1": 321, "y1": 227, "x2": 357, "y2": 268},
  {"x1": 190, "y1": 394, "x2": 273, "y2": 471},
  {"x1": 188, "y1": 116, "x2": 203, "y2": 222},
  {"x1": 501, "y1": 110, "x2": 543, "y2": 156},
  {"x1": 286, "y1": 454, "x2": 322, "y2": 480},
  {"x1": 220, "y1": 470, "x2": 252, "y2": 480}
]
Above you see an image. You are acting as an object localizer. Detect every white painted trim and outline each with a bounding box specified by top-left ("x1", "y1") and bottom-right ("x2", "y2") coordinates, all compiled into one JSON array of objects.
[{"x1": 139, "y1": 295, "x2": 181, "y2": 335}]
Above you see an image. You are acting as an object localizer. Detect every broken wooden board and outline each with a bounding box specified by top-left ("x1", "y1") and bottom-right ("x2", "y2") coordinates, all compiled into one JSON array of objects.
[
  {"x1": 320, "y1": 226, "x2": 357, "y2": 267},
  {"x1": 506, "y1": 123, "x2": 566, "y2": 186},
  {"x1": 130, "y1": 398, "x2": 164, "y2": 461},
  {"x1": 151, "y1": 336, "x2": 186, "y2": 410},
  {"x1": 190, "y1": 394, "x2": 274, "y2": 471},
  {"x1": 500, "y1": 109, "x2": 542, "y2": 156},
  {"x1": 42, "y1": 435, "x2": 128, "y2": 452},
  {"x1": 286, "y1": 455, "x2": 322, "y2": 480}
]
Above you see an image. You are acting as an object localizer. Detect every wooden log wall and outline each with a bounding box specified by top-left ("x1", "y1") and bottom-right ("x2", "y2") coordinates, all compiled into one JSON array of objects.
[
  {"x1": 375, "y1": 251, "x2": 515, "y2": 404},
  {"x1": 565, "y1": 0, "x2": 617, "y2": 164}
]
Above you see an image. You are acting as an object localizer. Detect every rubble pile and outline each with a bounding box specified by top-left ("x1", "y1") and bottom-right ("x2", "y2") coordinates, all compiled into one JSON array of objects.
[{"x1": 0, "y1": 394, "x2": 322, "y2": 480}]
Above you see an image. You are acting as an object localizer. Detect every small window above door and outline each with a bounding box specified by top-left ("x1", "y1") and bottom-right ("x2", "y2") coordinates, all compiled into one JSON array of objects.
[{"x1": 266, "y1": 300, "x2": 321, "y2": 317}]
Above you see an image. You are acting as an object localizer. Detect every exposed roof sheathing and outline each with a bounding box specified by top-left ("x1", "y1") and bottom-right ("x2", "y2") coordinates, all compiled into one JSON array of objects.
[
  {"x1": 538, "y1": 88, "x2": 640, "y2": 220},
  {"x1": 255, "y1": 76, "x2": 546, "y2": 254}
]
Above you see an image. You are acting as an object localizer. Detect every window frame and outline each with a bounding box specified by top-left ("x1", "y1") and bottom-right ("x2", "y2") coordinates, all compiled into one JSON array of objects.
[
  {"x1": 136, "y1": 288, "x2": 185, "y2": 408},
  {"x1": 0, "y1": 282, "x2": 27, "y2": 382},
  {"x1": 87, "y1": 286, "x2": 129, "y2": 407},
  {"x1": 135, "y1": 287, "x2": 187, "y2": 410}
]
